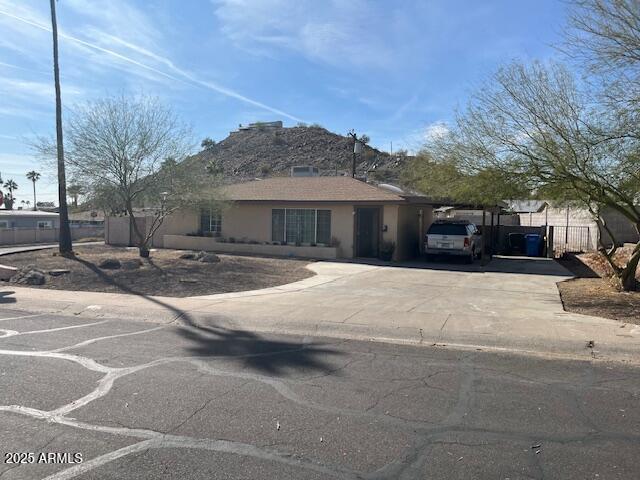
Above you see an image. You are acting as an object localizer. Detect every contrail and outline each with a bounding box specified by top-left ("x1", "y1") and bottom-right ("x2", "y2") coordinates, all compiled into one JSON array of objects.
[{"x1": 0, "y1": 8, "x2": 303, "y2": 122}]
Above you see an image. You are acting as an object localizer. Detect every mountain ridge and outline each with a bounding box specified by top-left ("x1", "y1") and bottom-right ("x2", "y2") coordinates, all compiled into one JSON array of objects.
[{"x1": 183, "y1": 125, "x2": 410, "y2": 184}]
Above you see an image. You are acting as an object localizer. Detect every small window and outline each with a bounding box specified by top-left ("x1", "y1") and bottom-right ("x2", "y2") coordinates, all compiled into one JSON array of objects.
[
  {"x1": 0, "y1": 221, "x2": 8, "y2": 229},
  {"x1": 37, "y1": 220, "x2": 53, "y2": 229},
  {"x1": 200, "y1": 209, "x2": 221, "y2": 235}
]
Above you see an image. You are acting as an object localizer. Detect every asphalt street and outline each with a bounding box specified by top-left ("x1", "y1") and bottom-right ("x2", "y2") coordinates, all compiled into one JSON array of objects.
[{"x1": 0, "y1": 306, "x2": 639, "y2": 479}]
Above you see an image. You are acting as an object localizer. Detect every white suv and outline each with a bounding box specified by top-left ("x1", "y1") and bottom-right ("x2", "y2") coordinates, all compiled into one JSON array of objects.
[{"x1": 424, "y1": 221, "x2": 482, "y2": 263}]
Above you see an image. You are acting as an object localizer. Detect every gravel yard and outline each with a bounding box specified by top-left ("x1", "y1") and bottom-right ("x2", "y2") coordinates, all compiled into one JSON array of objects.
[
  {"x1": 0, "y1": 245, "x2": 314, "y2": 298},
  {"x1": 557, "y1": 250, "x2": 640, "y2": 324}
]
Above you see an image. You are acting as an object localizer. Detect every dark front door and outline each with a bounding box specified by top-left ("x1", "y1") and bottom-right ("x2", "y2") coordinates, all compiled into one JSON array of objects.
[{"x1": 355, "y1": 207, "x2": 380, "y2": 258}]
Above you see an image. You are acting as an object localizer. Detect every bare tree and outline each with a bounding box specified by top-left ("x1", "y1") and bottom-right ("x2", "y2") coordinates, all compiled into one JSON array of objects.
[
  {"x1": 34, "y1": 95, "x2": 223, "y2": 258},
  {"x1": 565, "y1": 0, "x2": 640, "y2": 122},
  {"x1": 423, "y1": 61, "x2": 640, "y2": 290},
  {"x1": 49, "y1": 0, "x2": 73, "y2": 254},
  {"x1": 566, "y1": 0, "x2": 640, "y2": 74}
]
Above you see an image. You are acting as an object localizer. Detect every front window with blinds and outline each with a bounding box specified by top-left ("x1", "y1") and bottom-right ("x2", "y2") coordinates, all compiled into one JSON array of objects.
[
  {"x1": 200, "y1": 209, "x2": 221, "y2": 235},
  {"x1": 272, "y1": 208, "x2": 331, "y2": 245}
]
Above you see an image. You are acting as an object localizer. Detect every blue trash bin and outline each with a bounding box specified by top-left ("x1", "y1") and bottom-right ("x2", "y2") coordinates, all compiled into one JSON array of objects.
[{"x1": 525, "y1": 234, "x2": 542, "y2": 257}]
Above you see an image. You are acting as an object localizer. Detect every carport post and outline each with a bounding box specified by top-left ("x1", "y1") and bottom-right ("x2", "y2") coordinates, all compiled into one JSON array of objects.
[
  {"x1": 489, "y1": 211, "x2": 495, "y2": 259},
  {"x1": 481, "y1": 208, "x2": 489, "y2": 266}
]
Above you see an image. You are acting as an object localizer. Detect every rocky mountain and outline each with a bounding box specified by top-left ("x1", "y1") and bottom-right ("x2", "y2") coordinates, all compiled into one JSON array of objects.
[{"x1": 182, "y1": 124, "x2": 410, "y2": 184}]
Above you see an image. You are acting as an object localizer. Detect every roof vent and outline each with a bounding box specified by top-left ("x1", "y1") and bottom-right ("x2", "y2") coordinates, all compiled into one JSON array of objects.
[{"x1": 290, "y1": 166, "x2": 320, "y2": 177}]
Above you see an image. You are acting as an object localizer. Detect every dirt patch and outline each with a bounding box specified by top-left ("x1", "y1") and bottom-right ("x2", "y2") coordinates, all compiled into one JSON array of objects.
[
  {"x1": 0, "y1": 245, "x2": 314, "y2": 298},
  {"x1": 557, "y1": 253, "x2": 640, "y2": 324},
  {"x1": 577, "y1": 245, "x2": 639, "y2": 280}
]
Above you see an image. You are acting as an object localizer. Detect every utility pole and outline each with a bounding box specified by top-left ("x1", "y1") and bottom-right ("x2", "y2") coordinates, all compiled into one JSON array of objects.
[
  {"x1": 348, "y1": 130, "x2": 363, "y2": 178},
  {"x1": 49, "y1": 0, "x2": 73, "y2": 254}
]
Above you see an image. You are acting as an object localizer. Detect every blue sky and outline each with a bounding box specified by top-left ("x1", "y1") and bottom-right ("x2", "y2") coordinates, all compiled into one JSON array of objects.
[{"x1": 0, "y1": 0, "x2": 567, "y2": 204}]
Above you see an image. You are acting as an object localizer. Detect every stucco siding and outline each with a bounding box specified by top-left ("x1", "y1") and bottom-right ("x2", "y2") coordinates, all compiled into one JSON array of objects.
[
  {"x1": 151, "y1": 210, "x2": 199, "y2": 247},
  {"x1": 221, "y1": 203, "x2": 356, "y2": 258}
]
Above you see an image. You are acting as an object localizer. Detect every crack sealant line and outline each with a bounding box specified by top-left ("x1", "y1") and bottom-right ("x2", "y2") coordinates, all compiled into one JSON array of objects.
[
  {"x1": 50, "y1": 325, "x2": 168, "y2": 353},
  {"x1": 0, "y1": 312, "x2": 47, "y2": 323},
  {"x1": 0, "y1": 348, "x2": 115, "y2": 373},
  {"x1": 41, "y1": 439, "x2": 158, "y2": 480},
  {"x1": 10, "y1": 320, "x2": 109, "y2": 337},
  {"x1": 189, "y1": 359, "x2": 435, "y2": 430},
  {"x1": 8, "y1": 408, "x2": 364, "y2": 480}
]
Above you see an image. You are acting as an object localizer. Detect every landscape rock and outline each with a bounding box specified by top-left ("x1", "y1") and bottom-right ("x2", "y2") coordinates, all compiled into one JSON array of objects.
[
  {"x1": 98, "y1": 258, "x2": 121, "y2": 269},
  {"x1": 198, "y1": 252, "x2": 220, "y2": 263},
  {"x1": 0, "y1": 264, "x2": 18, "y2": 281},
  {"x1": 10, "y1": 269, "x2": 46, "y2": 285},
  {"x1": 179, "y1": 252, "x2": 198, "y2": 260},
  {"x1": 48, "y1": 269, "x2": 71, "y2": 277},
  {"x1": 121, "y1": 259, "x2": 143, "y2": 270}
]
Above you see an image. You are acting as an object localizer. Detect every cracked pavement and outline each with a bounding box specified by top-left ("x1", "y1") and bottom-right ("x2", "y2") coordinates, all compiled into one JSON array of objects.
[{"x1": 0, "y1": 305, "x2": 639, "y2": 479}]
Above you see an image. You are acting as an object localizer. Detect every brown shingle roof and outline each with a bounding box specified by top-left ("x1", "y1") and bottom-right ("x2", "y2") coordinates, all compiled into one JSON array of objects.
[{"x1": 222, "y1": 177, "x2": 405, "y2": 203}]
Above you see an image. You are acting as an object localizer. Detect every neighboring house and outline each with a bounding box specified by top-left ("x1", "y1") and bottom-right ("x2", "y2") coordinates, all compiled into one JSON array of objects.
[
  {"x1": 0, "y1": 209, "x2": 104, "y2": 245},
  {"x1": 0, "y1": 210, "x2": 60, "y2": 245},
  {"x1": 0, "y1": 210, "x2": 60, "y2": 230},
  {"x1": 108, "y1": 177, "x2": 439, "y2": 261},
  {"x1": 69, "y1": 210, "x2": 105, "y2": 226}
]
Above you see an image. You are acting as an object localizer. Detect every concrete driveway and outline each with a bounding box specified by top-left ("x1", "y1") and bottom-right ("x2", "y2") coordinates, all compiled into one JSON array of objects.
[{"x1": 4, "y1": 254, "x2": 639, "y2": 362}]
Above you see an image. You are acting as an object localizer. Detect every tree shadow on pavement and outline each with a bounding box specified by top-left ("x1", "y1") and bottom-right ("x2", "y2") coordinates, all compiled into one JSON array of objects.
[
  {"x1": 178, "y1": 317, "x2": 345, "y2": 377},
  {"x1": 73, "y1": 255, "x2": 343, "y2": 377}
]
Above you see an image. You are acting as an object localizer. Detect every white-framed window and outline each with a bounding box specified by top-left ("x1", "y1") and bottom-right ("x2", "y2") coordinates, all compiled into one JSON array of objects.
[
  {"x1": 37, "y1": 220, "x2": 53, "y2": 229},
  {"x1": 200, "y1": 209, "x2": 222, "y2": 235},
  {"x1": 272, "y1": 208, "x2": 331, "y2": 245},
  {"x1": 0, "y1": 221, "x2": 9, "y2": 229}
]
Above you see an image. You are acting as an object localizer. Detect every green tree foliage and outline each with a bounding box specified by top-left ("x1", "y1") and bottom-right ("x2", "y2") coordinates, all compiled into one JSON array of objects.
[
  {"x1": 404, "y1": 1, "x2": 640, "y2": 291},
  {"x1": 201, "y1": 137, "x2": 216, "y2": 151},
  {"x1": 26, "y1": 171, "x2": 41, "y2": 211},
  {"x1": 3, "y1": 179, "x2": 18, "y2": 210},
  {"x1": 66, "y1": 184, "x2": 84, "y2": 208}
]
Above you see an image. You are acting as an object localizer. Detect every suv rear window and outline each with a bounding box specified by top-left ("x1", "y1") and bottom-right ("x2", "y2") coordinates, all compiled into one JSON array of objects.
[{"x1": 427, "y1": 223, "x2": 469, "y2": 235}]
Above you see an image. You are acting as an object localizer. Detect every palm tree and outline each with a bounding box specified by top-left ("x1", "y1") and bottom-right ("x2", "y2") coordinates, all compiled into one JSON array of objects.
[
  {"x1": 67, "y1": 184, "x2": 83, "y2": 207},
  {"x1": 4, "y1": 179, "x2": 18, "y2": 210},
  {"x1": 49, "y1": 0, "x2": 72, "y2": 253},
  {"x1": 26, "y1": 170, "x2": 41, "y2": 211}
]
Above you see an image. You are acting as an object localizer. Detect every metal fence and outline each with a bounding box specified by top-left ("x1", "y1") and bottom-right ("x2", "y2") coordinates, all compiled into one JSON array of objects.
[{"x1": 552, "y1": 225, "x2": 596, "y2": 255}]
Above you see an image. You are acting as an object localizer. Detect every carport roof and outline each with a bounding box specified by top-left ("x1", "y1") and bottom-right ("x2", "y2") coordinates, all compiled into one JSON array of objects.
[{"x1": 223, "y1": 177, "x2": 408, "y2": 203}]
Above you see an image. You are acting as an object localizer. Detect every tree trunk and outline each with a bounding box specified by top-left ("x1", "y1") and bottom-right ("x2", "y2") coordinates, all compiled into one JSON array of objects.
[
  {"x1": 126, "y1": 203, "x2": 150, "y2": 258},
  {"x1": 32, "y1": 181, "x2": 37, "y2": 211},
  {"x1": 619, "y1": 246, "x2": 640, "y2": 292},
  {"x1": 50, "y1": 0, "x2": 73, "y2": 255}
]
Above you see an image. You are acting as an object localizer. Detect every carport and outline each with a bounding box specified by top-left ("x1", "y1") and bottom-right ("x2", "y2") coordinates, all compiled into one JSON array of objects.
[{"x1": 423, "y1": 200, "x2": 553, "y2": 264}]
